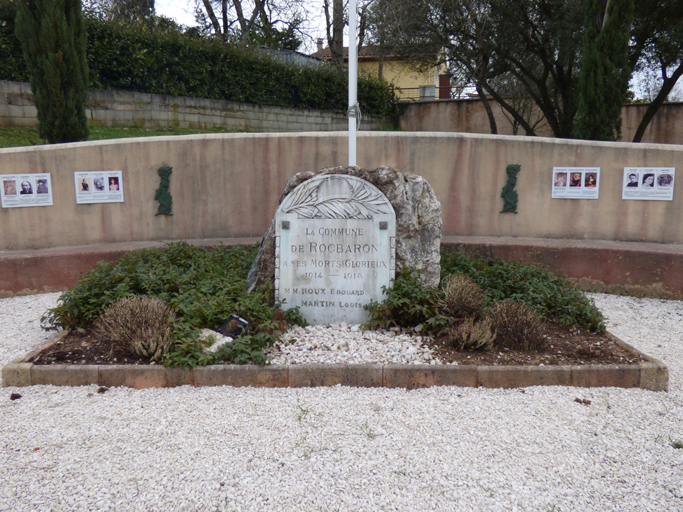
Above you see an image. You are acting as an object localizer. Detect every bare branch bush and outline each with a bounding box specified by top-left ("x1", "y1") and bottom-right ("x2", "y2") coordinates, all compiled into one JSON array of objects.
[
  {"x1": 94, "y1": 295, "x2": 177, "y2": 361},
  {"x1": 441, "y1": 273, "x2": 485, "y2": 318},
  {"x1": 449, "y1": 317, "x2": 495, "y2": 351},
  {"x1": 488, "y1": 301, "x2": 546, "y2": 352}
]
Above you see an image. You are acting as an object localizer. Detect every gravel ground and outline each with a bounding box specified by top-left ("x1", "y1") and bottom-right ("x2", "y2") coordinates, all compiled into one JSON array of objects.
[
  {"x1": 1, "y1": 292, "x2": 682, "y2": 511},
  {"x1": 266, "y1": 325, "x2": 442, "y2": 365}
]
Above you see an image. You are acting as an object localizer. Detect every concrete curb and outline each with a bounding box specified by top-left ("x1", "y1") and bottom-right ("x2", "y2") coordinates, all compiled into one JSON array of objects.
[{"x1": 2, "y1": 333, "x2": 669, "y2": 391}]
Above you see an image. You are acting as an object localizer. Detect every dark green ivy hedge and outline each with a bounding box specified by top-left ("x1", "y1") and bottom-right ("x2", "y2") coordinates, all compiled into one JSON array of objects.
[{"x1": 0, "y1": 12, "x2": 395, "y2": 116}]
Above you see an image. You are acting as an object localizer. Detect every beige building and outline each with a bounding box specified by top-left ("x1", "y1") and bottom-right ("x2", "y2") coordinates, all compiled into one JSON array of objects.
[{"x1": 311, "y1": 41, "x2": 449, "y2": 101}]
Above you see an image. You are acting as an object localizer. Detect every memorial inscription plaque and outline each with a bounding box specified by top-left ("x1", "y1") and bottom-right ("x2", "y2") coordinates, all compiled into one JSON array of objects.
[{"x1": 274, "y1": 175, "x2": 396, "y2": 325}]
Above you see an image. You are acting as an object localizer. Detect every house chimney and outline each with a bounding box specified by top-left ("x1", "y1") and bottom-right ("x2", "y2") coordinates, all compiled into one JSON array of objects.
[{"x1": 317, "y1": 38, "x2": 324, "y2": 53}]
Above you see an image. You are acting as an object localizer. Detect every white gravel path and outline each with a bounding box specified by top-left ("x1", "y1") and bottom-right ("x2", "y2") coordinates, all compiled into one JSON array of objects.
[{"x1": 1, "y1": 292, "x2": 682, "y2": 511}]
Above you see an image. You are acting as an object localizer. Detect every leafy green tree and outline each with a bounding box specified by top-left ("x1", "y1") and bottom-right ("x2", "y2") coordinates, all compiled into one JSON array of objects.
[
  {"x1": 628, "y1": 0, "x2": 683, "y2": 142},
  {"x1": 573, "y1": 0, "x2": 634, "y2": 140},
  {"x1": 378, "y1": 0, "x2": 683, "y2": 142},
  {"x1": 490, "y1": 0, "x2": 586, "y2": 138},
  {"x1": 376, "y1": 0, "x2": 586, "y2": 138},
  {"x1": 15, "y1": 0, "x2": 89, "y2": 143}
]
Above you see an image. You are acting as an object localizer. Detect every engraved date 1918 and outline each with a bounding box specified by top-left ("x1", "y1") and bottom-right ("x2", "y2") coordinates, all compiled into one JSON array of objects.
[{"x1": 343, "y1": 273, "x2": 363, "y2": 279}]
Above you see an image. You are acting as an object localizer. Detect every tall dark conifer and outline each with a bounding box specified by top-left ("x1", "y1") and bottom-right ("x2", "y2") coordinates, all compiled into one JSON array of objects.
[
  {"x1": 15, "y1": 0, "x2": 89, "y2": 143},
  {"x1": 573, "y1": 0, "x2": 634, "y2": 140}
]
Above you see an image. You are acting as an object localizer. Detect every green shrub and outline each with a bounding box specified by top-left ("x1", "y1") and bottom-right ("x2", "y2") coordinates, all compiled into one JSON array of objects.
[
  {"x1": 488, "y1": 301, "x2": 547, "y2": 352},
  {"x1": 93, "y1": 295, "x2": 176, "y2": 361},
  {"x1": 41, "y1": 242, "x2": 303, "y2": 367},
  {"x1": 365, "y1": 251, "x2": 605, "y2": 344},
  {"x1": 364, "y1": 268, "x2": 453, "y2": 334},
  {"x1": 441, "y1": 250, "x2": 605, "y2": 332},
  {"x1": 85, "y1": 19, "x2": 394, "y2": 115}
]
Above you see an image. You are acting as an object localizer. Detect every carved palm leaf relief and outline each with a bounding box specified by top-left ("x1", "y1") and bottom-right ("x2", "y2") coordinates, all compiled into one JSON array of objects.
[
  {"x1": 281, "y1": 177, "x2": 392, "y2": 219},
  {"x1": 282, "y1": 180, "x2": 318, "y2": 210}
]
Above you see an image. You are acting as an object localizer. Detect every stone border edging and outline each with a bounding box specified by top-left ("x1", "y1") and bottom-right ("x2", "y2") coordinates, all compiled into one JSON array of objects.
[{"x1": 2, "y1": 332, "x2": 668, "y2": 391}]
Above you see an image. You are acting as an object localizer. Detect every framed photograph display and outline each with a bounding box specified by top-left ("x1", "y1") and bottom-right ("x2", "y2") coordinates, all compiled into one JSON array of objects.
[
  {"x1": 1, "y1": 173, "x2": 53, "y2": 208},
  {"x1": 74, "y1": 171, "x2": 124, "y2": 204},
  {"x1": 552, "y1": 167, "x2": 600, "y2": 199},
  {"x1": 622, "y1": 167, "x2": 675, "y2": 201}
]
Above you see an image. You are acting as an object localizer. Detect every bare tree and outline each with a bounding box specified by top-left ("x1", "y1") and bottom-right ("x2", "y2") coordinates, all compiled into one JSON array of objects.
[
  {"x1": 199, "y1": 0, "x2": 264, "y2": 37},
  {"x1": 194, "y1": 0, "x2": 304, "y2": 48},
  {"x1": 322, "y1": 0, "x2": 344, "y2": 66},
  {"x1": 83, "y1": 0, "x2": 154, "y2": 22},
  {"x1": 321, "y1": 0, "x2": 375, "y2": 67}
]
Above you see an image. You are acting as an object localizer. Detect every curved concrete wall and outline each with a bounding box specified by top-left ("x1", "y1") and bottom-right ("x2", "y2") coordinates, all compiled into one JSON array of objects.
[{"x1": 1, "y1": 132, "x2": 683, "y2": 251}]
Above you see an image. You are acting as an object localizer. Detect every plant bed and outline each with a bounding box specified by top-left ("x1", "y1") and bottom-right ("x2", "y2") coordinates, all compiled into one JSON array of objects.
[
  {"x1": 16, "y1": 241, "x2": 666, "y2": 392},
  {"x1": 426, "y1": 322, "x2": 643, "y2": 366},
  {"x1": 28, "y1": 322, "x2": 643, "y2": 368},
  {"x1": 3, "y1": 328, "x2": 667, "y2": 391}
]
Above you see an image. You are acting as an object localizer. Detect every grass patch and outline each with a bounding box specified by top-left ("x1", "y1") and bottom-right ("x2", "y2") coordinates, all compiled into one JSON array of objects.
[
  {"x1": 0, "y1": 127, "x2": 44, "y2": 148},
  {"x1": 0, "y1": 125, "x2": 241, "y2": 148},
  {"x1": 359, "y1": 421, "x2": 383, "y2": 439}
]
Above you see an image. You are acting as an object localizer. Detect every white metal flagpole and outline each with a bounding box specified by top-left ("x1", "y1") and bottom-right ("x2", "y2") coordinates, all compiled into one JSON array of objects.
[{"x1": 348, "y1": 0, "x2": 358, "y2": 166}]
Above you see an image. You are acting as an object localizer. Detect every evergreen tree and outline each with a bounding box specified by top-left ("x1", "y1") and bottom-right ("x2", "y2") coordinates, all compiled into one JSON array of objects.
[
  {"x1": 573, "y1": 0, "x2": 634, "y2": 140},
  {"x1": 15, "y1": 0, "x2": 89, "y2": 143}
]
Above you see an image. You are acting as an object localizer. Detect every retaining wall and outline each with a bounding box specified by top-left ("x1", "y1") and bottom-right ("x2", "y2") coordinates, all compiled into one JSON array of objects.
[
  {"x1": 399, "y1": 99, "x2": 683, "y2": 145},
  {"x1": 5, "y1": 79, "x2": 683, "y2": 144},
  {"x1": 0, "y1": 80, "x2": 392, "y2": 132}
]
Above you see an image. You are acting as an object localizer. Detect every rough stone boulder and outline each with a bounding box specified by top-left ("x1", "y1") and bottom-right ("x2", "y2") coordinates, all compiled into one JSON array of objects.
[{"x1": 247, "y1": 165, "x2": 442, "y2": 294}]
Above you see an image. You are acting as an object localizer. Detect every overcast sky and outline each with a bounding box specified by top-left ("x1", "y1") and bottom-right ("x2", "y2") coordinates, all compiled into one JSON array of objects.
[{"x1": 155, "y1": 0, "x2": 195, "y2": 27}]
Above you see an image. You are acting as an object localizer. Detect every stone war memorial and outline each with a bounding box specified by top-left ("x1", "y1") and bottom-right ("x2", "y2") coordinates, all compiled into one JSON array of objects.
[{"x1": 248, "y1": 166, "x2": 442, "y2": 325}]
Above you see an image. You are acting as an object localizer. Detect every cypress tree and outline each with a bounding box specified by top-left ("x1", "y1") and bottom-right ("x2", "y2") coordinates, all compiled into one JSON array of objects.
[
  {"x1": 573, "y1": 0, "x2": 634, "y2": 140},
  {"x1": 15, "y1": 0, "x2": 89, "y2": 143}
]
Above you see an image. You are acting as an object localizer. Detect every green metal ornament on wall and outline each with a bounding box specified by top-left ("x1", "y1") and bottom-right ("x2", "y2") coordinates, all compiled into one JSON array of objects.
[
  {"x1": 155, "y1": 165, "x2": 173, "y2": 215},
  {"x1": 500, "y1": 164, "x2": 520, "y2": 213}
]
